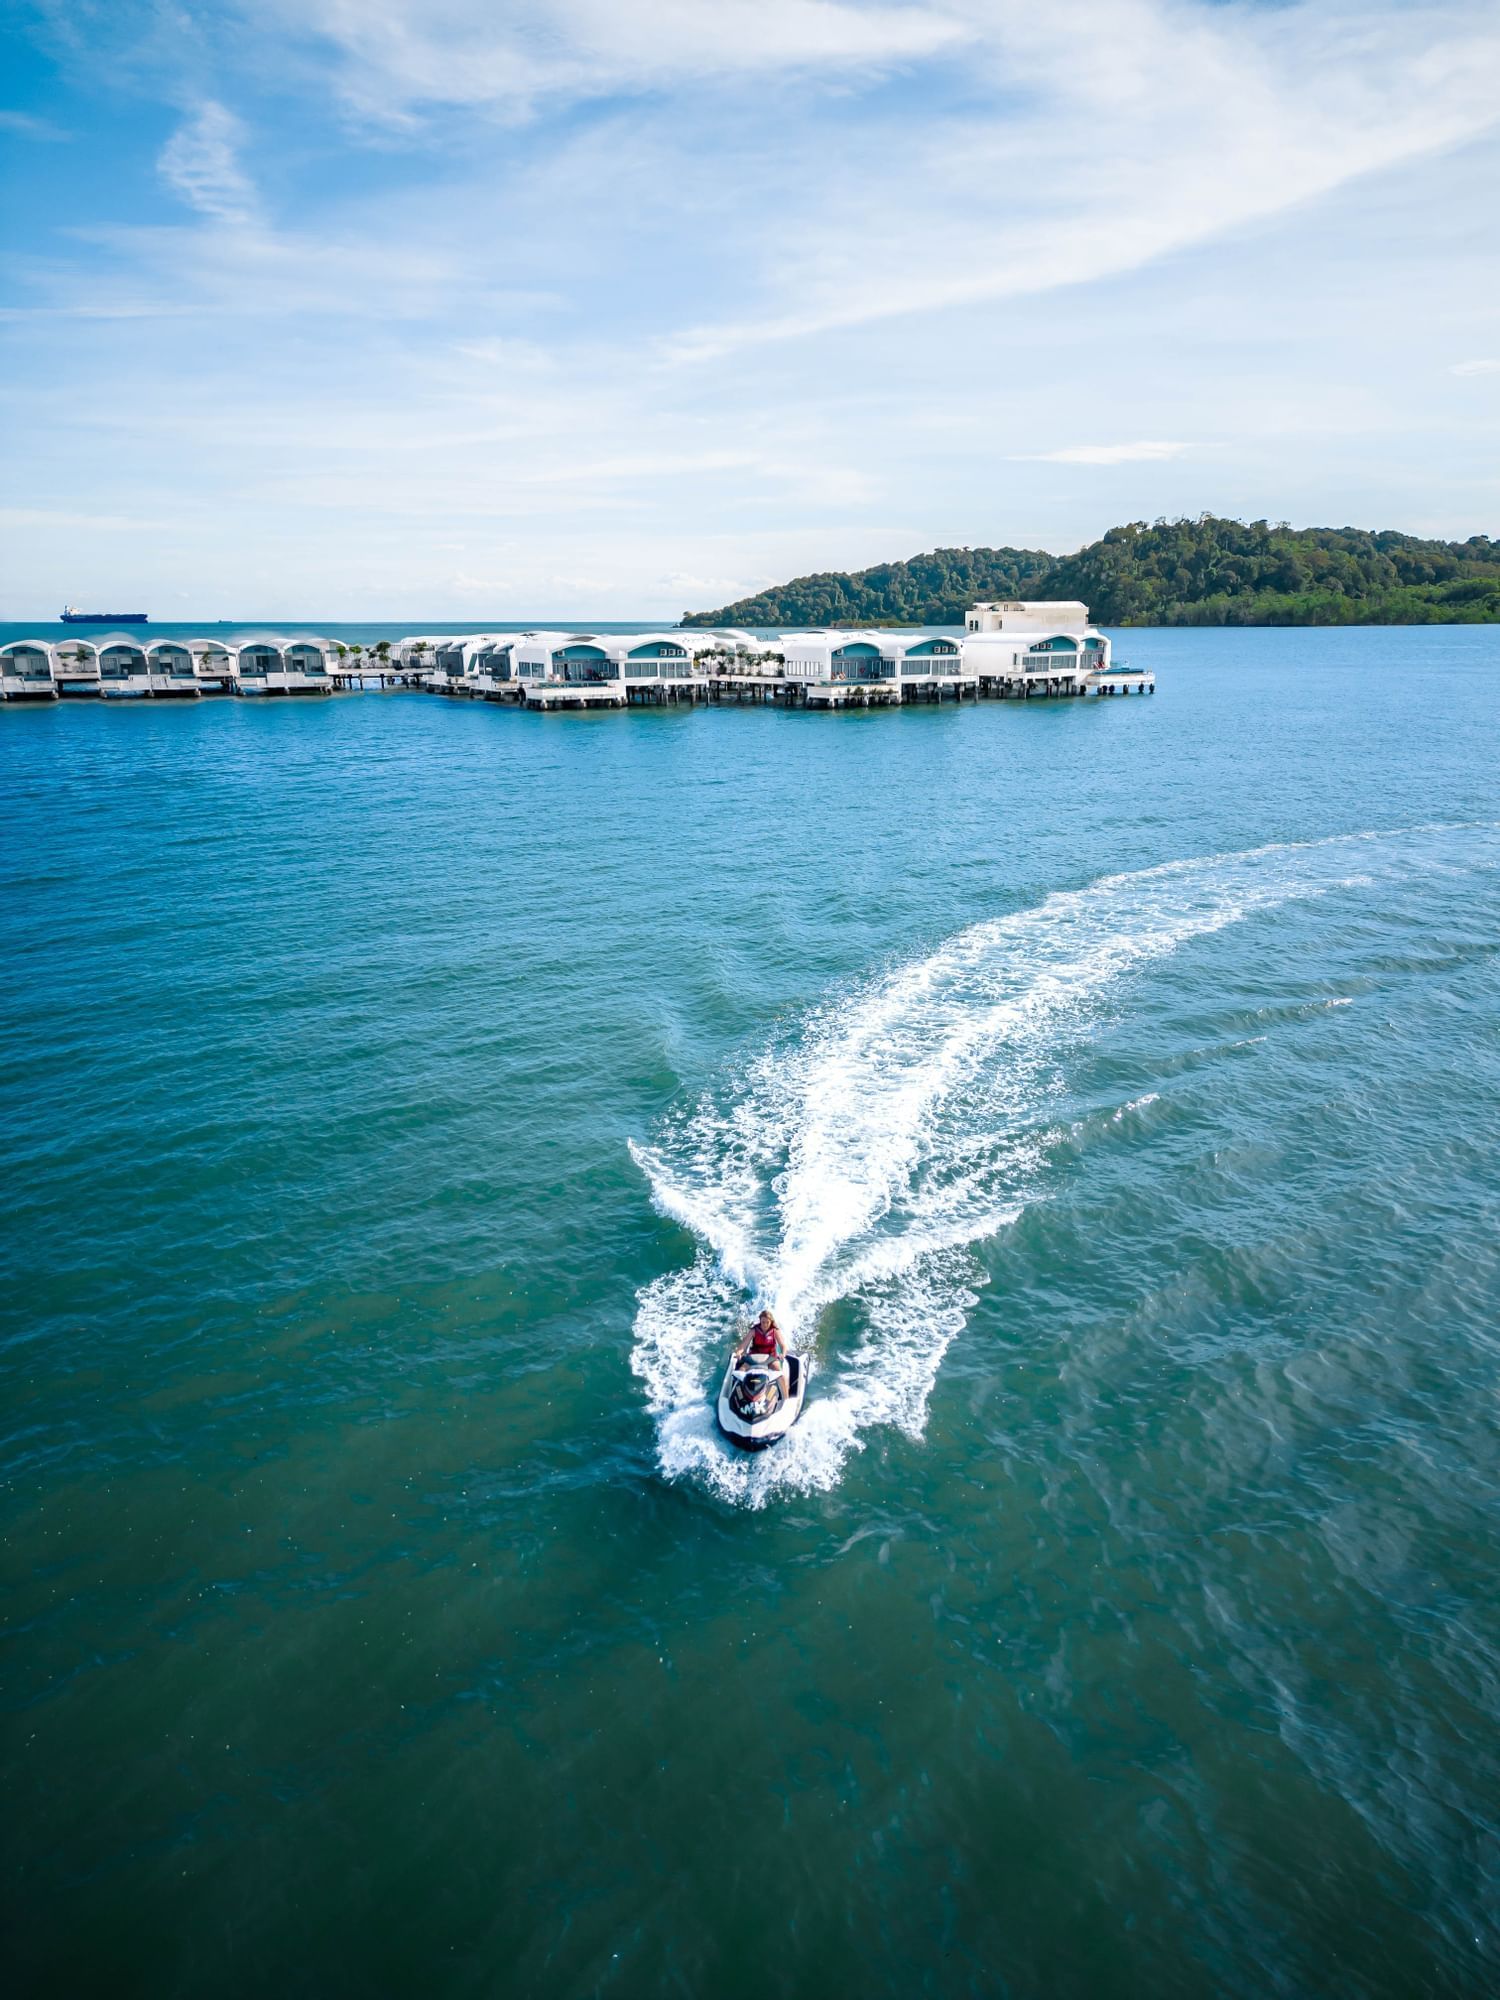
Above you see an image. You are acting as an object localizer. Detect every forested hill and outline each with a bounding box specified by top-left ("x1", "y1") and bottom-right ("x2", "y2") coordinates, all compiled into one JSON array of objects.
[
  {"x1": 1043, "y1": 519, "x2": 1500, "y2": 625},
  {"x1": 682, "y1": 518, "x2": 1500, "y2": 627},
  {"x1": 680, "y1": 546, "x2": 1053, "y2": 628}
]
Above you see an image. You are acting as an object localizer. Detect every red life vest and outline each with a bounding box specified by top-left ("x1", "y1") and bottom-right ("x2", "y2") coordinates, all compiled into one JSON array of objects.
[{"x1": 750, "y1": 1324, "x2": 780, "y2": 1355}]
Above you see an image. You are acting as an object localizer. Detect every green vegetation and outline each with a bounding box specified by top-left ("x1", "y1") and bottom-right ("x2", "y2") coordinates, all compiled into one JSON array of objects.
[
  {"x1": 680, "y1": 546, "x2": 1053, "y2": 628},
  {"x1": 1045, "y1": 518, "x2": 1500, "y2": 626},
  {"x1": 682, "y1": 517, "x2": 1500, "y2": 628}
]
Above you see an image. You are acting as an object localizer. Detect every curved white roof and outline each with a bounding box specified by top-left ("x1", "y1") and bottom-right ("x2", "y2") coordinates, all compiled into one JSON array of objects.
[
  {"x1": 781, "y1": 628, "x2": 907, "y2": 654},
  {"x1": 513, "y1": 630, "x2": 583, "y2": 651}
]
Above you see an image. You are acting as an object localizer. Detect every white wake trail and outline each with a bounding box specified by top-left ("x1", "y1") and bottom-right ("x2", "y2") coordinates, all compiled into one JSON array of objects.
[{"x1": 628, "y1": 827, "x2": 1496, "y2": 1507}]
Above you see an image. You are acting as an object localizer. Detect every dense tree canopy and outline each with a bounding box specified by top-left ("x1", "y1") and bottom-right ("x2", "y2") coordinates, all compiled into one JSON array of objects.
[
  {"x1": 680, "y1": 546, "x2": 1053, "y2": 628},
  {"x1": 1045, "y1": 518, "x2": 1500, "y2": 625},
  {"x1": 683, "y1": 518, "x2": 1500, "y2": 627}
]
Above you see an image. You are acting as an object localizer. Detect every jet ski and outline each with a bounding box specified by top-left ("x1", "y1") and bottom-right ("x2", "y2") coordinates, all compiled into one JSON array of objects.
[{"x1": 717, "y1": 1341, "x2": 808, "y2": 1451}]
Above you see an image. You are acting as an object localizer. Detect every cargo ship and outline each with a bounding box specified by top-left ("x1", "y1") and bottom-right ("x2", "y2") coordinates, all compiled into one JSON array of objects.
[{"x1": 60, "y1": 605, "x2": 148, "y2": 624}]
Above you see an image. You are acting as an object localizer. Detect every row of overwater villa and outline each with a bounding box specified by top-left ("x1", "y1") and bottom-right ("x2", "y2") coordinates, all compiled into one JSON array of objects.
[{"x1": 0, "y1": 602, "x2": 1153, "y2": 708}]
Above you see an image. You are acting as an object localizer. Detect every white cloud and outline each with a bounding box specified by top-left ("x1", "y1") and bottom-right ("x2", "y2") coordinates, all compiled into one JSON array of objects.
[
  {"x1": 1449, "y1": 357, "x2": 1500, "y2": 376},
  {"x1": 278, "y1": 0, "x2": 968, "y2": 116},
  {"x1": 1013, "y1": 442, "x2": 1196, "y2": 465},
  {"x1": 666, "y1": 0, "x2": 1500, "y2": 355},
  {"x1": 157, "y1": 101, "x2": 258, "y2": 225}
]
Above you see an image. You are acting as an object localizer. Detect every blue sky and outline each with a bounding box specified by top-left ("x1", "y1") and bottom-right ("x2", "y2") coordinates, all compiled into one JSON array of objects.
[{"x1": 2, "y1": 0, "x2": 1498, "y2": 619}]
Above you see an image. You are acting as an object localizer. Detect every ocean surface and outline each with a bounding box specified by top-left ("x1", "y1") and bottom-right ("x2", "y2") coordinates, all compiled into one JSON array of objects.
[{"x1": 3, "y1": 626, "x2": 1498, "y2": 1998}]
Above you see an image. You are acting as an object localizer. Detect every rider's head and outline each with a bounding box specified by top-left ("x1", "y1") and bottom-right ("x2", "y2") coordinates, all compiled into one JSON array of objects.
[{"x1": 755, "y1": 1310, "x2": 774, "y2": 1330}]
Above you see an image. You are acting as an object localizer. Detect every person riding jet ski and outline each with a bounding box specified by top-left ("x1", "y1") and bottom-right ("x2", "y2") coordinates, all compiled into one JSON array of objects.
[
  {"x1": 717, "y1": 1310, "x2": 808, "y2": 1448},
  {"x1": 729, "y1": 1313, "x2": 788, "y2": 1420},
  {"x1": 736, "y1": 1311, "x2": 787, "y2": 1385}
]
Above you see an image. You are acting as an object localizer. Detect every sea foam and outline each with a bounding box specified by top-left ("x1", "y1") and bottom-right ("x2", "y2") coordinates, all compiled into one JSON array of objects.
[{"x1": 628, "y1": 828, "x2": 1492, "y2": 1507}]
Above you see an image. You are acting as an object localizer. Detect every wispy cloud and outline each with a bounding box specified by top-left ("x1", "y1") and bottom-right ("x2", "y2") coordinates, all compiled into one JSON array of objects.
[
  {"x1": 664, "y1": 0, "x2": 1500, "y2": 356},
  {"x1": 0, "y1": 108, "x2": 70, "y2": 139},
  {"x1": 1449, "y1": 357, "x2": 1500, "y2": 377},
  {"x1": 157, "y1": 101, "x2": 258, "y2": 225},
  {"x1": 1013, "y1": 442, "x2": 1196, "y2": 466},
  {"x1": 272, "y1": 0, "x2": 969, "y2": 117}
]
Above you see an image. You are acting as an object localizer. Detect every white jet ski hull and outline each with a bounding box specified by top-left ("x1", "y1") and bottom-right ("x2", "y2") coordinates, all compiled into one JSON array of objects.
[{"x1": 717, "y1": 1351, "x2": 808, "y2": 1451}]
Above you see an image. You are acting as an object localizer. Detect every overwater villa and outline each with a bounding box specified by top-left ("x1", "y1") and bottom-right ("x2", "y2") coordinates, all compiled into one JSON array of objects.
[
  {"x1": 897, "y1": 635, "x2": 968, "y2": 695},
  {"x1": 428, "y1": 635, "x2": 500, "y2": 691},
  {"x1": 98, "y1": 637, "x2": 153, "y2": 696},
  {"x1": 47, "y1": 637, "x2": 98, "y2": 694},
  {"x1": 961, "y1": 599, "x2": 1113, "y2": 695},
  {"x1": 1, "y1": 603, "x2": 1153, "y2": 708},
  {"x1": 281, "y1": 640, "x2": 334, "y2": 692},
  {"x1": 509, "y1": 632, "x2": 582, "y2": 689},
  {"x1": 499, "y1": 632, "x2": 706, "y2": 707},
  {"x1": 0, "y1": 640, "x2": 58, "y2": 700},
  {"x1": 146, "y1": 640, "x2": 201, "y2": 696},
  {"x1": 233, "y1": 637, "x2": 333, "y2": 696},
  {"x1": 233, "y1": 640, "x2": 281, "y2": 694},
  {"x1": 394, "y1": 636, "x2": 443, "y2": 675},
  {"x1": 779, "y1": 630, "x2": 972, "y2": 705},
  {"x1": 190, "y1": 638, "x2": 237, "y2": 693},
  {"x1": 466, "y1": 639, "x2": 517, "y2": 694},
  {"x1": 781, "y1": 633, "x2": 899, "y2": 705}
]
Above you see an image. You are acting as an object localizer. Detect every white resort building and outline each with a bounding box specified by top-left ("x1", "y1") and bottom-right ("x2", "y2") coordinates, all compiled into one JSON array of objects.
[
  {"x1": 780, "y1": 630, "x2": 971, "y2": 705},
  {"x1": 49, "y1": 637, "x2": 100, "y2": 695},
  {"x1": 469, "y1": 639, "x2": 521, "y2": 694},
  {"x1": 1, "y1": 601, "x2": 1153, "y2": 709},
  {"x1": 961, "y1": 599, "x2": 1112, "y2": 695},
  {"x1": 190, "y1": 638, "x2": 237, "y2": 692},
  {"x1": 0, "y1": 640, "x2": 58, "y2": 700},
  {"x1": 502, "y1": 632, "x2": 706, "y2": 707},
  {"x1": 98, "y1": 637, "x2": 153, "y2": 696},
  {"x1": 147, "y1": 640, "x2": 201, "y2": 696},
  {"x1": 428, "y1": 635, "x2": 500, "y2": 691},
  {"x1": 781, "y1": 633, "x2": 897, "y2": 705},
  {"x1": 280, "y1": 640, "x2": 334, "y2": 692},
  {"x1": 231, "y1": 637, "x2": 333, "y2": 696}
]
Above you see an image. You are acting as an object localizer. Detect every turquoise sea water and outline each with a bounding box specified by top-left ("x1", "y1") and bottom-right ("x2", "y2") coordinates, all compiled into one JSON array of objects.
[{"x1": 3, "y1": 626, "x2": 1499, "y2": 1997}]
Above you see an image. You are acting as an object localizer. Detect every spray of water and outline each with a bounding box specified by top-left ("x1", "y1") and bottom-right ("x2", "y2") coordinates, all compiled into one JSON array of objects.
[{"x1": 628, "y1": 828, "x2": 1494, "y2": 1506}]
